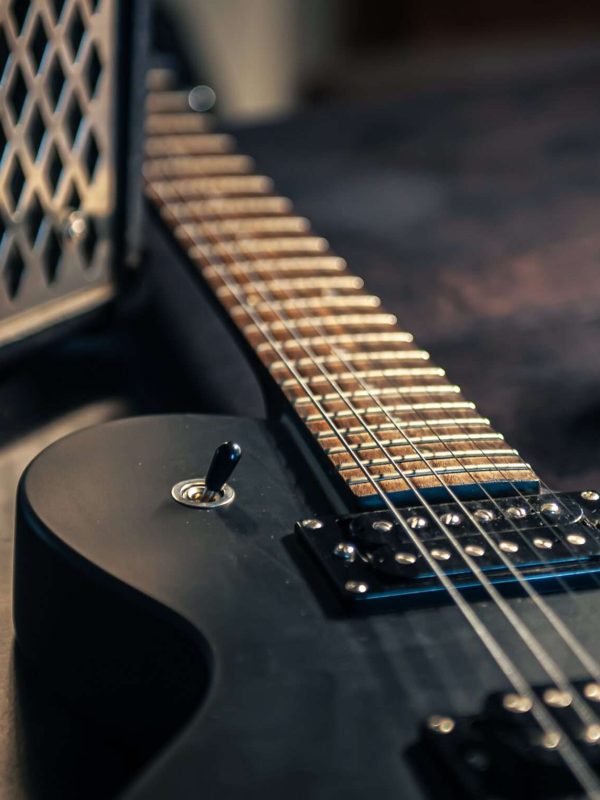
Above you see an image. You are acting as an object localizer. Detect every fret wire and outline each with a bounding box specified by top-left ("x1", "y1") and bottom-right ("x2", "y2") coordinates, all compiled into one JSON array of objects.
[
  {"x1": 336, "y1": 448, "x2": 519, "y2": 470},
  {"x1": 315, "y1": 417, "x2": 491, "y2": 438},
  {"x1": 144, "y1": 95, "x2": 600, "y2": 793},
  {"x1": 268, "y1": 351, "x2": 430, "y2": 370},
  {"x1": 303, "y1": 400, "x2": 475, "y2": 420},
  {"x1": 347, "y1": 462, "x2": 533, "y2": 484},
  {"x1": 325, "y1": 433, "x2": 505, "y2": 455}
]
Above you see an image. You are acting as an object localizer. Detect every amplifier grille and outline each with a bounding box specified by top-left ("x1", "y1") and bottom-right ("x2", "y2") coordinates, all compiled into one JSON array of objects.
[{"x1": 0, "y1": 0, "x2": 116, "y2": 347}]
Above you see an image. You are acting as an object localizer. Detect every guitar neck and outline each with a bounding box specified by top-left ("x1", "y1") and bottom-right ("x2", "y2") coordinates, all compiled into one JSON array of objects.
[{"x1": 143, "y1": 87, "x2": 539, "y2": 507}]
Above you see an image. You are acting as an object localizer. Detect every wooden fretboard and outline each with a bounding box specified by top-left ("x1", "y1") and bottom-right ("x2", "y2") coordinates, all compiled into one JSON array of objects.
[{"x1": 143, "y1": 85, "x2": 539, "y2": 506}]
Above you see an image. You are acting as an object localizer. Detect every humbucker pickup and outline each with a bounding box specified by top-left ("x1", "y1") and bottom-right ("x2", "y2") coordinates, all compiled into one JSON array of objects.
[
  {"x1": 297, "y1": 491, "x2": 600, "y2": 607},
  {"x1": 415, "y1": 680, "x2": 600, "y2": 799}
]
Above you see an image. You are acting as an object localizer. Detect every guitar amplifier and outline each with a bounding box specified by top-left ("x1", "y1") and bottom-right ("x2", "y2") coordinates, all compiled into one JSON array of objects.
[{"x1": 0, "y1": 0, "x2": 148, "y2": 355}]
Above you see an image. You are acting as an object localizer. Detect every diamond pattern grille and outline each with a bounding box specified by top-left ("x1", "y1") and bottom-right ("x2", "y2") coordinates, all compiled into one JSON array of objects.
[{"x1": 0, "y1": 0, "x2": 115, "y2": 339}]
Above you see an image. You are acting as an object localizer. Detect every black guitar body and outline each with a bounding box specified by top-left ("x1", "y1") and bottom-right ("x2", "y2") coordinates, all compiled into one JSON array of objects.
[{"x1": 12, "y1": 414, "x2": 600, "y2": 799}]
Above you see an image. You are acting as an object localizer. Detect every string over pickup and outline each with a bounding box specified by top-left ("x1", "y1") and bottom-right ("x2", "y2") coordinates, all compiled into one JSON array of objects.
[{"x1": 297, "y1": 492, "x2": 600, "y2": 609}]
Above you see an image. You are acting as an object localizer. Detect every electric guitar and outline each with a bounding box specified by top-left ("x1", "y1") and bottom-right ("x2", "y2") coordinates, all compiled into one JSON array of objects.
[{"x1": 13, "y1": 81, "x2": 600, "y2": 800}]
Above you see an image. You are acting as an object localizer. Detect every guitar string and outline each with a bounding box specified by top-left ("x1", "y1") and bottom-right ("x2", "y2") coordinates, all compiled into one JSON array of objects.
[
  {"x1": 175, "y1": 135, "x2": 600, "y2": 680},
  {"x1": 210, "y1": 233, "x2": 600, "y2": 729},
  {"x1": 147, "y1": 126, "x2": 600, "y2": 695},
  {"x1": 146, "y1": 153, "x2": 600, "y2": 796}
]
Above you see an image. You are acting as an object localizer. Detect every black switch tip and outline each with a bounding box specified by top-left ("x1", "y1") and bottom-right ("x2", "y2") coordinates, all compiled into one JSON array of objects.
[{"x1": 205, "y1": 441, "x2": 242, "y2": 496}]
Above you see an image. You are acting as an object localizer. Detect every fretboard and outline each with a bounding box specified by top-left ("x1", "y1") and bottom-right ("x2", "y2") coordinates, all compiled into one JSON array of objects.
[{"x1": 143, "y1": 85, "x2": 539, "y2": 506}]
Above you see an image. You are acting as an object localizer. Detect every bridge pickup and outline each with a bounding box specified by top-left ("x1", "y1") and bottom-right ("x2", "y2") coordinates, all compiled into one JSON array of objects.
[
  {"x1": 414, "y1": 681, "x2": 600, "y2": 799},
  {"x1": 297, "y1": 492, "x2": 600, "y2": 608}
]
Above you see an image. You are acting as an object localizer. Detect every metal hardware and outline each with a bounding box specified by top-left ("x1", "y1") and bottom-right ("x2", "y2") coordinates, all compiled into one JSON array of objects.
[
  {"x1": 506, "y1": 506, "x2": 527, "y2": 519},
  {"x1": 427, "y1": 715, "x2": 455, "y2": 734},
  {"x1": 540, "y1": 501, "x2": 561, "y2": 517},
  {"x1": 171, "y1": 478, "x2": 235, "y2": 509},
  {"x1": 533, "y1": 537, "x2": 553, "y2": 550},
  {"x1": 172, "y1": 440, "x2": 241, "y2": 509},
  {"x1": 543, "y1": 689, "x2": 572, "y2": 708},
  {"x1": 302, "y1": 519, "x2": 323, "y2": 530},
  {"x1": 584, "y1": 683, "x2": 600, "y2": 701},
  {"x1": 502, "y1": 693, "x2": 532, "y2": 713},
  {"x1": 418, "y1": 679, "x2": 600, "y2": 800},
  {"x1": 372, "y1": 519, "x2": 394, "y2": 532},
  {"x1": 334, "y1": 542, "x2": 356, "y2": 561},
  {"x1": 63, "y1": 211, "x2": 88, "y2": 242},
  {"x1": 345, "y1": 580, "x2": 369, "y2": 594},
  {"x1": 297, "y1": 492, "x2": 599, "y2": 608},
  {"x1": 440, "y1": 512, "x2": 461, "y2": 526},
  {"x1": 465, "y1": 544, "x2": 485, "y2": 557},
  {"x1": 395, "y1": 551, "x2": 417, "y2": 565},
  {"x1": 582, "y1": 491, "x2": 600, "y2": 502},
  {"x1": 474, "y1": 508, "x2": 495, "y2": 523}
]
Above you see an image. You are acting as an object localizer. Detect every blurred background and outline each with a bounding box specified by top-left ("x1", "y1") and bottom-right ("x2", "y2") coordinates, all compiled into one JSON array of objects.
[{"x1": 156, "y1": 0, "x2": 600, "y2": 122}]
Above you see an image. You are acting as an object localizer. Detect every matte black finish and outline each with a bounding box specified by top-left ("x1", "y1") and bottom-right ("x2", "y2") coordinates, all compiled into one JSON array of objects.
[{"x1": 12, "y1": 415, "x2": 600, "y2": 798}]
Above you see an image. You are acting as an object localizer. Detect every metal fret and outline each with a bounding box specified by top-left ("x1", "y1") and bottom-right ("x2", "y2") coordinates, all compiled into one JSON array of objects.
[
  {"x1": 144, "y1": 154, "x2": 254, "y2": 178},
  {"x1": 144, "y1": 87, "x2": 539, "y2": 503},
  {"x1": 145, "y1": 134, "x2": 235, "y2": 157},
  {"x1": 257, "y1": 332, "x2": 413, "y2": 353},
  {"x1": 336, "y1": 448, "x2": 519, "y2": 470},
  {"x1": 217, "y1": 277, "x2": 364, "y2": 297},
  {"x1": 146, "y1": 175, "x2": 273, "y2": 198},
  {"x1": 243, "y1": 313, "x2": 396, "y2": 336},
  {"x1": 145, "y1": 90, "x2": 191, "y2": 113},
  {"x1": 347, "y1": 462, "x2": 533, "y2": 485},
  {"x1": 146, "y1": 112, "x2": 213, "y2": 135},
  {"x1": 281, "y1": 367, "x2": 445, "y2": 388},
  {"x1": 269, "y1": 350, "x2": 430, "y2": 371},
  {"x1": 213, "y1": 236, "x2": 328, "y2": 256},
  {"x1": 174, "y1": 196, "x2": 293, "y2": 218},
  {"x1": 325, "y1": 433, "x2": 505, "y2": 455},
  {"x1": 293, "y1": 385, "x2": 462, "y2": 405},
  {"x1": 315, "y1": 417, "x2": 491, "y2": 439},
  {"x1": 303, "y1": 400, "x2": 475, "y2": 421},
  {"x1": 194, "y1": 217, "x2": 310, "y2": 237},
  {"x1": 231, "y1": 297, "x2": 383, "y2": 317}
]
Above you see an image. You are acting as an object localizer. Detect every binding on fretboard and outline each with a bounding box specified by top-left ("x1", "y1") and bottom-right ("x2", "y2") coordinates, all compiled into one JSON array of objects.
[{"x1": 143, "y1": 81, "x2": 539, "y2": 506}]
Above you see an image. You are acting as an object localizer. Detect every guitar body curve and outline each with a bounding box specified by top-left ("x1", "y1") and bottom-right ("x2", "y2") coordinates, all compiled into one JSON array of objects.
[{"x1": 13, "y1": 414, "x2": 588, "y2": 799}]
